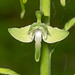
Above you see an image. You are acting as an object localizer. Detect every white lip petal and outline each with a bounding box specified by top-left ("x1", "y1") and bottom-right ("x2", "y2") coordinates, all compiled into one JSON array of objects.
[
  {"x1": 35, "y1": 29, "x2": 42, "y2": 42},
  {"x1": 34, "y1": 29, "x2": 42, "y2": 62}
]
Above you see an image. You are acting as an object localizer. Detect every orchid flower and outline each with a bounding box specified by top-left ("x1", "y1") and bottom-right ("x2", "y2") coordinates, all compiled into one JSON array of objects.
[
  {"x1": 8, "y1": 11, "x2": 70, "y2": 62},
  {"x1": 8, "y1": 22, "x2": 69, "y2": 62}
]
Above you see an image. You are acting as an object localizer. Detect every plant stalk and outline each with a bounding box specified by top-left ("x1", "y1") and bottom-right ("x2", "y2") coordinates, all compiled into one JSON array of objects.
[
  {"x1": 40, "y1": 0, "x2": 50, "y2": 25},
  {"x1": 40, "y1": 0, "x2": 50, "y2": 17},
  {"x1": 40, "y1": 43, "x2": 50, "y2": 75},
  {"x1": 40, "y1": 0, "x2": 51, "y2": 74}
]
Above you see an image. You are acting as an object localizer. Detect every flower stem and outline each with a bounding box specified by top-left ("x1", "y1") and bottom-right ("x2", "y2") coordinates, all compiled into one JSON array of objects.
[
  {"x1": 40, "y1": 43, "x2": 54, "y2": 75},
  {"x1": 40, "y1": 43, "x2": 50, "y2": 75},
  {"x1": 20, "y1": 0, "x2": 25, "y2": 19},
  {"x1": 40, "y1": 0, "x2": 50, "y2": 25},
  {"x1": 40, "y1": 0, "x2": 51, "y2": 75},
  {"x1": 40, "y1": 0, "x2": 50, "y2": 17}
]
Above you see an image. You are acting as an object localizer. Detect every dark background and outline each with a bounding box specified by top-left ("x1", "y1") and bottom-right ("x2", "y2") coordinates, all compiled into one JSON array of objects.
[{"x1": 0, "y1": 0, "x2": 75, "y2": 75}]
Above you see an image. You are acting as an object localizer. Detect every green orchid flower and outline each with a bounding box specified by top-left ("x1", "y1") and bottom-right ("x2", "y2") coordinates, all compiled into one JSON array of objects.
[{"x1": 8, "y1": 22, "x2": 69, "y2": 62}]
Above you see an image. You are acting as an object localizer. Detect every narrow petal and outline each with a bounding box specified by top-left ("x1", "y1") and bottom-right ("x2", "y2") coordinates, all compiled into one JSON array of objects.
[
  {"x1": 43, "y1": 26, "x2": 69, "y2": 43},
  {"x1": 35, "y1": 30, "x2": 42, "y2": 62},
  {"x1": 8, "y1": 25, "x2": 33, "y2": 43}
]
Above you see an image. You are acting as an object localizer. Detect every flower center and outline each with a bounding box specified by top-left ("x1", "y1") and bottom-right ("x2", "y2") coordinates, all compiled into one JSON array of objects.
[{"x1": 35, "y1": 29, "x2": 42, "y2": 42}]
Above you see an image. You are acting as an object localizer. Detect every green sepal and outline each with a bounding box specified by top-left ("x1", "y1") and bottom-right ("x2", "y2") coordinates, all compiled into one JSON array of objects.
[
  {"x1": 64, "y1": 17, "x2": 75, "y2": 31},
  {"x1": 43, "y1": 26, "x2": 69, "y2": 43},
  {"x1": 8, "y1": 25, "x2": 33, "y2": 43},
  {"x1": 0, "y1": 68, "x2": 20, "y2": 75},
  {"x1": 35, "y1": 11, "x2": 43, "y2": 23}
]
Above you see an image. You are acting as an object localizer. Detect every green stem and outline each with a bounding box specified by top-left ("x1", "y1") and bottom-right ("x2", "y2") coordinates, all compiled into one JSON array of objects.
[
  {"x1": 20, "y1": 0, "x2": 25, "y2": 19},
  {"x1": 40, "y1": 43, "x2": 50, "y2": 75},
  {"x1": 40, "y1": 0, "x2": 50, "y2": 25},
  {"x1": 40, "y1": 43, "x2": 54, "y2": 75},
  {"x1": 40, "y1": 0, "x2": 51, "y2": 75},
  {"x1": 40, "y1": 0, "x2": 50, "y2": 17}
]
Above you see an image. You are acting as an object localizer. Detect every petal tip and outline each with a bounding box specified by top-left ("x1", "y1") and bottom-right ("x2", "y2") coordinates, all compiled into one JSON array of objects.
[{"x1": 35, "y1": 58, "x2": 40, "y2": 62}]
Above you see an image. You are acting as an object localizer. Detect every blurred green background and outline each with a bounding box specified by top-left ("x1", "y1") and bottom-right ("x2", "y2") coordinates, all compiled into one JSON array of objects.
[{"x1": 0, "y1": 0, "x2": 75, "y2": 75}]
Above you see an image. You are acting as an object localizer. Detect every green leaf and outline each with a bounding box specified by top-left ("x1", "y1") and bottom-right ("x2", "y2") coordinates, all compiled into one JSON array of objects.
[
  {"x1": 8, "y1": 25, "x2": 33, "y2": 43},
  {"x1": 64, "y1": 17, "x2": 75, "y2": 31},
  {"x1": 60, "y1": 0, "x2": 66, "y2": 7},
  {"x1": 23, "y1": 0, "x2": 27, "y2": 4},
  {"x1": 0, "y1": 68, "x2": 20, "y2": 75},
  {"x1": 43, "y1": 26, "x2": 69, "y2": 43}
]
